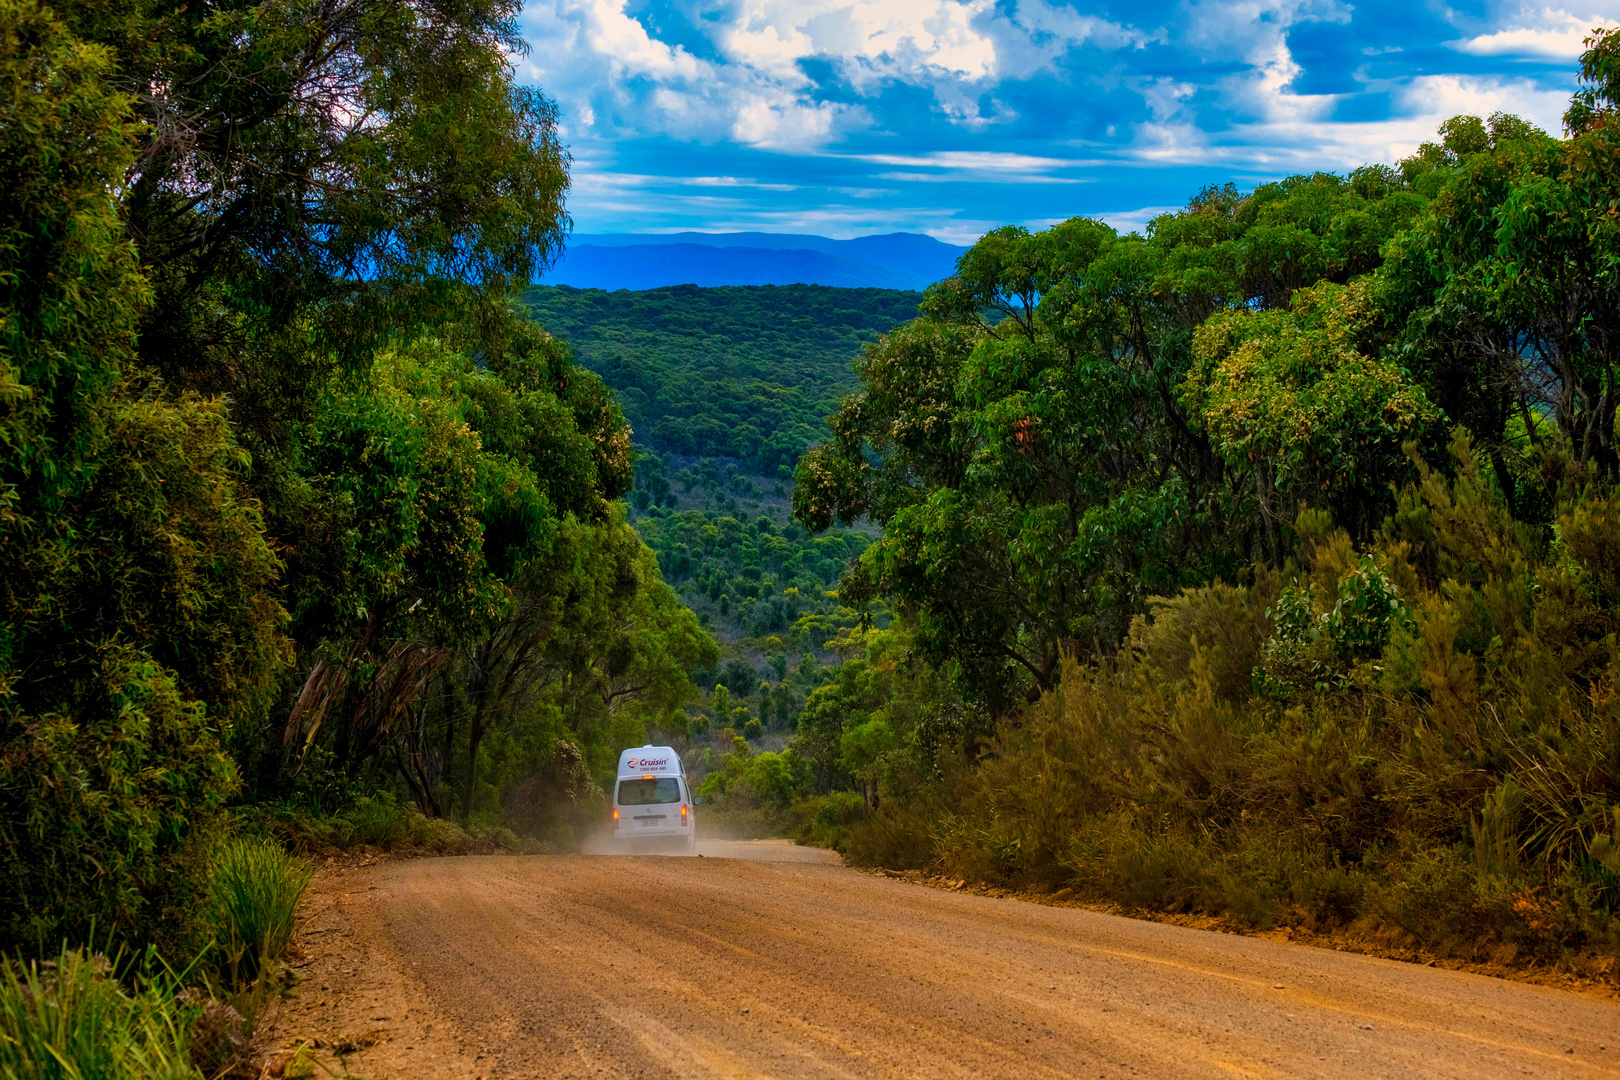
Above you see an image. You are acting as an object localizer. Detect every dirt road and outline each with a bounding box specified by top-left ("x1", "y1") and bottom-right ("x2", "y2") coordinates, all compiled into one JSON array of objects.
[{"x1": 267, "y1": 842, "x2": 1619, "y2": 1079}]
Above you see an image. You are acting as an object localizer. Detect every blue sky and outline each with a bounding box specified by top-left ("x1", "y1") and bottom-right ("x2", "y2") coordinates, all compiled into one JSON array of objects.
[{"x1": 515, "y1": 0, "x2": 1619, "y2": 243}]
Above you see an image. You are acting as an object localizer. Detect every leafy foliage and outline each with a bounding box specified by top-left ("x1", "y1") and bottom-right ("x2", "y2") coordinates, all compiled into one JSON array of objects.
[
  {"x1": 1186, "y1": 279, "x2": 1441, "y2": 533},
  {"x1": 267, "y1": 336, "x2": 713, "y2": 818},
  {"x1": 105, "y1": 0, "x2": 573, "y2": 444},
  {"x1": 0, "y1": 0, "x2": 279, "y2": 951},
  {"x1": 797, "y1": 172, "x2": 1436, "y2": 710}
]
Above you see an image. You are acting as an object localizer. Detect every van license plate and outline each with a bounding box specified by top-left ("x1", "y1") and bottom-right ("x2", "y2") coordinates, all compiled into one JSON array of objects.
[{"x1": 635, "y1": 815, "x2": 666, "y2": 825}]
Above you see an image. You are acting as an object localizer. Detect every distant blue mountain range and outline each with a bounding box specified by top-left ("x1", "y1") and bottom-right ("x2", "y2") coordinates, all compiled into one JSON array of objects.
[{"x1": 542, "y1": 232, "x2": 967, "y2": 292}]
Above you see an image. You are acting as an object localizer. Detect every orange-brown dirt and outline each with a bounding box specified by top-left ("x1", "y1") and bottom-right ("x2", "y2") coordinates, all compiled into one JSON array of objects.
[
  {"x1": 254, "y1": 840, "x2": 1620, "y2": 1079},
  {"x1": 889, "y1": 870, "x2": 1619, "y2": 997}
]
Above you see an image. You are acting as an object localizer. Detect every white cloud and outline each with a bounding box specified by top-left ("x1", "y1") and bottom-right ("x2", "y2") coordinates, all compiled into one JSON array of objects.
[
  {"x1": 521, "y1": 0, "x2": 1153, "y2": 149},
  {"x1": 848, "y1": 149, "x2": 1107, "y2": 184},
  {"x1": 718, "y1": 0, "x2": 1151, "y2": 92},
  {"x1": 524, "y1": 0, "x2": 1604, "y2": 237},
  {"x1": 875, "y1": 170, "x2": 1088, "y2": 183},
  {"x1": 520, "y1": 0, "x2": 853, "y2": 148},
  {"x1": 1126, "y1": 72, "x2": 1572, "y2": 168},
  {"x1": 853, "y1": 150, "x2": 1085, "y2": 170},
  {"x1": 746, "y1": 0, "x2": 1000, "y2": 86},
  {"x1": 1451, "y1": 8, "x2": 1618, "y2": 58},
  {"x1": 683, "y1": 176, "x2": 802, "y2": 190}
]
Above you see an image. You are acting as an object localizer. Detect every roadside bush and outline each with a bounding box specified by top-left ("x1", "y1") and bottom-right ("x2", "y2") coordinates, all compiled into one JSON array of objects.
[
  {"x1": 833, "y1": 438, "x2": 1620, "y2": 962},
  {"x1": 697, "y1": 740, "x2": 813, "y2": 837},
  {"x1": 840, "y1": 798, "x2": 939, "y2": 871},
  {"x1": 788, "y1": 791, "x2": 867, "y2": 850},
  {"x1": 262, "y1": 793, "x2": 531, "y2": 857},
  {"x1": 1131, "y1": 581, "x2": 1274, "y2": 704},
  {"x1": 207, "y1": 839, "x2": 312, "y2": 989},
  {"x1": 501, "y1": 741, "x2": 604, "y2": 849},
  {"x1": 334, "y1": 795, "x2": 411, "y2": 850},
  {"x1": 0, "y1": 647, "x2": 239, "y2": 953}
]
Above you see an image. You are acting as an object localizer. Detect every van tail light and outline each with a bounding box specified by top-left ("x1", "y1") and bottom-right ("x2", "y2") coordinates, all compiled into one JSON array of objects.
[
  {"x1": 681, "y1": 804, "x2": 689, "y2": 826},
  {"x1": 612, "y1": 807, "x2": 620, "y2": 830}
]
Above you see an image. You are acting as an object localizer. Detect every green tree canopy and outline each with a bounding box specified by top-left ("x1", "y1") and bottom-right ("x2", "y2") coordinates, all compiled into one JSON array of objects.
[{"x1": 797, "y1": 171, "x2": 1436, "y2": 709}]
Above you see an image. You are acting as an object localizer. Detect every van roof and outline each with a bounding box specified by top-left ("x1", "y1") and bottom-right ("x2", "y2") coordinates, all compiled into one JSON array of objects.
[{"x1": 617, "y1": 745, "x2": 683, "y2": 777}]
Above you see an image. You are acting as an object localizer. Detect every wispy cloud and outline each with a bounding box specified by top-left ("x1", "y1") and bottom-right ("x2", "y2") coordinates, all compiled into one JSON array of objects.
[
  {"x1": 1090, "y1": 206, "x2": 1184, "y2": 235},
  {"x1": 852, "y1": 151, "x2": 1090, "y2": 170},
  {"x1": 1129, "y1": 73, "x2": 1572, "y2": 169}
]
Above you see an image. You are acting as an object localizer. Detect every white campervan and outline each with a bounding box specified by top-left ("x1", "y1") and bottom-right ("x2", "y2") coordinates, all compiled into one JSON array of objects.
[{"x1": 611, "y1": 745, "x2": 697, "y2": 852}]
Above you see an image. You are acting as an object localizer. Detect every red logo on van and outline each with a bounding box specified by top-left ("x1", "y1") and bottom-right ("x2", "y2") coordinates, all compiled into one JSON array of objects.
[{"x1": 627, "y1": 757, "x2": 669, "y2": 769}]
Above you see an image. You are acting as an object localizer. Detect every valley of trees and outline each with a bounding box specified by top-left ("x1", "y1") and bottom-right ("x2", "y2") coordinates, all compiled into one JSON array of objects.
[
  {"x1": 5, "y1": 0, "x2": 1620, "y2": 1062},
  {"x1": 529, "y1": 282, "x2": 917, "y2": 754}
]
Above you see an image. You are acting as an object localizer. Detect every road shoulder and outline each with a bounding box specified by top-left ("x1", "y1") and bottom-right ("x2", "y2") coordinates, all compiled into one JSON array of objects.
[
  {"x1": 252, "y1": 860, "x2": 485, "y2": 1079},
  {"x1": 868, "y1": 866, "x2": 1620, "y2": 1001}
]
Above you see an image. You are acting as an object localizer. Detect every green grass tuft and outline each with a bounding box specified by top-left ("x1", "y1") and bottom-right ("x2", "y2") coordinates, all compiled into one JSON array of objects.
[
  {"x1": 208, "y1": 839, "x2": 312, "y2": 989},
  {"x1": 0, "y1": 950, "x2": 200, "y2": 1080}
]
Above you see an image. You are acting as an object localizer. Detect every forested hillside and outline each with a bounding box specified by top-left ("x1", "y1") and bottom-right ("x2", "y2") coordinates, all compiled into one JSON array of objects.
[{"x1": 525, "y1": 284, "x2": 919, "y2": 472}]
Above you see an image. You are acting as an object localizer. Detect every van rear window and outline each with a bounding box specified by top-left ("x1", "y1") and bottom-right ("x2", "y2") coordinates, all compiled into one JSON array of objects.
[{"x1": 618, "y1": 778, "x2": 682, "y2": 805}]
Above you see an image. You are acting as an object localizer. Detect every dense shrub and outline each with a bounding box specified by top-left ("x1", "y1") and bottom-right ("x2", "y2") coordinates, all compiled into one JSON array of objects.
[
  {"x1": 839, "y1": 438, "x2": 1620, "y2": 959},
  {"x1": 1, "y1": 646, "x2": 239, "y2": 952},
  {"x1": 501, "y1": 740, "x2": 605, "y2": 849},
  {"x1": 789, "y1": 791, "x2": 868, "y2": 850}
]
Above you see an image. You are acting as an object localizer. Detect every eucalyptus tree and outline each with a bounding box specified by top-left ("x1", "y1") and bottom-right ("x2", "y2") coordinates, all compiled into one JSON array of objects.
[
  {"x1": 1366, "y1": 42, "x2": 1620, "y2": 519},
  {"x1": 65, "y1": 0, "x2": 572, "y2": 404},
  {"x1": 797, "y1": 174, "x2": 1431, "y2": 709},
  {"x1": 45, "y1": 0, "x2": 579, "y2": 688},
  {"x1": 0, "y1": 0, "x2": 603, "y2": 947}
]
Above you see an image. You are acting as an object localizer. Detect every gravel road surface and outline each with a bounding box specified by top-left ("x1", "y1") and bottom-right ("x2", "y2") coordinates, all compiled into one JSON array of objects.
[{"x1": 271, "y1": 841, "x2": 1618, "y2": 1079}]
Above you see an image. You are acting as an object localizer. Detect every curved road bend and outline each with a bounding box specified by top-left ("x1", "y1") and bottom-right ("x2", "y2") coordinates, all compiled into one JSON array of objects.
[{"x1": 293, "y1": 841, "x2": 1618, "y2": 1079}]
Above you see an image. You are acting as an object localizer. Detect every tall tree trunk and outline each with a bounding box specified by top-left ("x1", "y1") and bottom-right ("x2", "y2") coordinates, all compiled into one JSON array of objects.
[
  {"x1": 463, "y1": 714, "x2": 485, "y2": 823},
  {"x1": 462, "y1": 650, "x2": 489, "y2": 822},
  {"x1": 439, "y1": 675, "x2": 457, "y2": 817}
]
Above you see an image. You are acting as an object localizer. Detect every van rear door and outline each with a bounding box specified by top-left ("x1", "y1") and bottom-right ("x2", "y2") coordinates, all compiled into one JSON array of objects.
[{"x1": 616, "y1": 775, "x2": 684, "y2": 833}]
